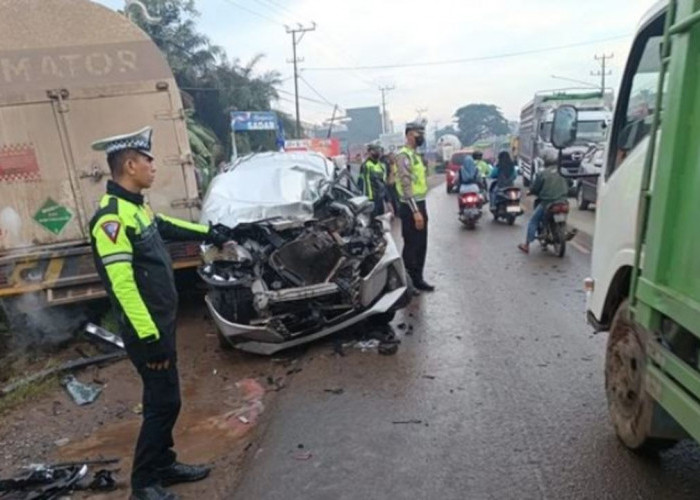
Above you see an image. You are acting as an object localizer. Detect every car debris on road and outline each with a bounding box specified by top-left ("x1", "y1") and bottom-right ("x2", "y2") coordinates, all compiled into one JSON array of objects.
[
  {"x1": 61, "y1": 375, "x2": 102, "y2": 406},
  {"x1": 0, "y1": 459, "x2": 120, "y2": 499}
]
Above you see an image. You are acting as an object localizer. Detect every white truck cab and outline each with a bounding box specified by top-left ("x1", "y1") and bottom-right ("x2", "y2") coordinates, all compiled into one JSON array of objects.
[{"x1": 587, "y1": 3, "x2": 665, "y2": 330}]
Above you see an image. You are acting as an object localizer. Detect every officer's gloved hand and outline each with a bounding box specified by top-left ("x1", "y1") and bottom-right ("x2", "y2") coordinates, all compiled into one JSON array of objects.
[
  {"x1": 144, "y1": 336, "x2": 171, "y2": 371},
  {"x1": 207, "y1": 223, "x2": 232, "y2": 249}
]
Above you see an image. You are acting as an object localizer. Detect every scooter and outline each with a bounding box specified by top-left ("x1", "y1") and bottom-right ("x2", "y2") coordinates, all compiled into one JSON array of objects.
[
  {"x1": 536, "y1": 200, "x2": 570, "y2": 257},
  {"x1": 458, "y1": 183, "x2": 484, "y2": 230},
  {"x1": 489, "y1": 183, "x2": 524, "y2": 225}
]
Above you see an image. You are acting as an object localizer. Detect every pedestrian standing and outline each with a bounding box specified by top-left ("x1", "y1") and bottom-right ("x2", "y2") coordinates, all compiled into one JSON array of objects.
[
  {"x1": 396, "y1": 122, "x2": 435, "y2": 292},
  {"x1": 89, "y1": 127, "x2": 230, "y2": 500}
]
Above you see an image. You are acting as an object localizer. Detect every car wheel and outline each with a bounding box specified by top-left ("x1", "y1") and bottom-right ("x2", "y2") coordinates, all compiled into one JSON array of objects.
[{"x1": 577, "y1": 185, "x2": 590, "y2": 211}]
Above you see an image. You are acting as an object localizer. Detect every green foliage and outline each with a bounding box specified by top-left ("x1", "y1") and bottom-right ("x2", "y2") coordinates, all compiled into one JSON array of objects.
[
  {"x1": 130, "y1": 0, "x2": 285, "y2": 172},
  {"x1": 453, "y1": 104, "x2": 510, "y2": 146}
]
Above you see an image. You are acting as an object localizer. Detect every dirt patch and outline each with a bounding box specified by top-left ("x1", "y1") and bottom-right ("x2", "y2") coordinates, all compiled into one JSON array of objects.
[{"x1": 0, "y1": 301, "x2": 293, "y2": 498}]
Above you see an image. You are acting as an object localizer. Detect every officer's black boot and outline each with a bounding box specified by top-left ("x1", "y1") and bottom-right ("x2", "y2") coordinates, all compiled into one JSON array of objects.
[
  {"x1": 130, "y1": 485, "x2": 178, "y2": 500},
  {"x1": 414, "y1": 279, "x2": 435, "y2": 292},
  {"x1": 156, "y1": 462, "x2": 211, "y2": 487}
]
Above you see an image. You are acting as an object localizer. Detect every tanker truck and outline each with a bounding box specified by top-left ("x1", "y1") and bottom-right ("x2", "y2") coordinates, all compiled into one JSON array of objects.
[{"x1": 0, "y1": 0, "x2": 201, "y2": 339}]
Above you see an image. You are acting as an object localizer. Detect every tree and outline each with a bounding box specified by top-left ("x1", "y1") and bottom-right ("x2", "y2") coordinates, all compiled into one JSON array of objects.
[
  {"x1": 436, "y1": 125, "x2": 460, "y2": 140},
  {"x1": 453, "y1": 104, "x2": 510, "y2": 146},
  {"x1": 130, "y1": 0, "x2": 284, "y2": 158}
]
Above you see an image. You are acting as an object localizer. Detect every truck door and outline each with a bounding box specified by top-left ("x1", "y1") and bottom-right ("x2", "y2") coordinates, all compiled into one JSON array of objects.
[
  {"x1": 0, "y1": 95, "x2": 87, "y2": 251},
  {"x1": 57, "y1": 87, "x2": 199, "y2": 221}
]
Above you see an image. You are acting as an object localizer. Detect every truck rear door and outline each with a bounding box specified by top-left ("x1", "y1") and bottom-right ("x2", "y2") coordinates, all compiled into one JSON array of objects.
[
  {"x1": 58, "y1": 87, "x2": 199, "y2": 221},
  {"x1": 0, "y1": 96, "x2": 87, "y2": 251}
]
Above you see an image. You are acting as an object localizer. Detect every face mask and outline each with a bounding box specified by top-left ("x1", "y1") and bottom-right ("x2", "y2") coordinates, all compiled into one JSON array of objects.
[{"x1": 414, "y1": 134, "x2": 425, "y2": 147}]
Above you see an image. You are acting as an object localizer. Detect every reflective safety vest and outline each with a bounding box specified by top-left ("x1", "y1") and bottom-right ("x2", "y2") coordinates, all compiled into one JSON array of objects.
[
  {"x1": 395, "y1": 146, "x2": 428, "y2": 201},
  {"x1": 362, "y1": 159, "x2": 386, "y2": 200},
  {"x1": 89, "y1": 181, "x2": 209, "y2": 343}
]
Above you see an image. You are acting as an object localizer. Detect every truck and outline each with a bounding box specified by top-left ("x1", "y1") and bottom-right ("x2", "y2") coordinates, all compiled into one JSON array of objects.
[
  {"x1": 518, "y1": 89, "x2": 613, "y2": 186},
  {"x1": 551, "y1": 0, "x2": 700, "y2": 451},
  {"x1": 0, "y1": 0, "x2": 201, "y2": 337},
  {"x1": 436, "y1": 134, "x2": 462, "y2": 168}
]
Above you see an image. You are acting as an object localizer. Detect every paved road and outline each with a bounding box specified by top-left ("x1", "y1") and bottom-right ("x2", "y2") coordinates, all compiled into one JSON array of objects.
[{"x1": 231, "y1": 184, "x2": 700, "y2": 500}]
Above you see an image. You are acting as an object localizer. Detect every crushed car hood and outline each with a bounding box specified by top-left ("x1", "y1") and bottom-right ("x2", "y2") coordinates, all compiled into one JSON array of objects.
[{"x1": 200, "y1": 152, "x2": 335, "y2": 228}]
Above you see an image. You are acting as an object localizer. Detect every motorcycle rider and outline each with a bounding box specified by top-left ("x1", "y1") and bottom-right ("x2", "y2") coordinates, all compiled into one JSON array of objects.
[
  {"x1": 472, "y1": 151, "x2": 492, "y2": 200},
  {"x1": 517, "y1": 159, "x2": 569, "y2": 254},
  {"x1": 359, "y1": 143, "x2": 387, "y2": 217},
  {"x1": 456, "y1": 155, "x2": 481, "y2": 192},
  {"x1": 489, "y1": 151, "x2": 517, "y2": 209}
]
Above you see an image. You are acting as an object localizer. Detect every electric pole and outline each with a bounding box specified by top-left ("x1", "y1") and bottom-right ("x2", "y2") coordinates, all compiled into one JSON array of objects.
[
  {"x1": 592, "y1": 53, "x2": 613, "y2": 94},
  {"x1": 286, "y1": 22, "x2": 316, "y2": 138},
  {"x1": 379, "y1": 85, "x2": 394, "y2": 134}
]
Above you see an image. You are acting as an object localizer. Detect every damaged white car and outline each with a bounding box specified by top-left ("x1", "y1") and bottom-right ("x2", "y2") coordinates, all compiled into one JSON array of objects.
[{"x1": 198, "y1": 152, "x2": 409, "y2": 355}]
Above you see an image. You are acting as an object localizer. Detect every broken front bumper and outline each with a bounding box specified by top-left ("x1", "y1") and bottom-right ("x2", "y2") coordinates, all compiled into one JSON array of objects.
[{"x1": 205, "y1": 234, "x2": 408, "y2": 355}]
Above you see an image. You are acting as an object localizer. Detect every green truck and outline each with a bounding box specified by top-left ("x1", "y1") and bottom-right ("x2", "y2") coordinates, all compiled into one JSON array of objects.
[{"x1": 552, "y1": 0, "x2": 700, "y2": 451}]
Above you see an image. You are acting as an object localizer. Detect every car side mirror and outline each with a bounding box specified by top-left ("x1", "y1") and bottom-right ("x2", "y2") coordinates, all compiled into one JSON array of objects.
[{"x1": 551, "y1": 105, "x2": 578, "y2": 149}]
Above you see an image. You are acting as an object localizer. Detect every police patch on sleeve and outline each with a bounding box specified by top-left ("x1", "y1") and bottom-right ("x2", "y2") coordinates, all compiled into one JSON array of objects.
[{"x1": 101, "y1": 221, "x2": 121, "y2": 243}]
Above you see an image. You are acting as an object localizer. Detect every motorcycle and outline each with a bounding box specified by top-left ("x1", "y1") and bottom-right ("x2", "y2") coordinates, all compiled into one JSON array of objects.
[
  {"x1": 458, "y1": 183, "x2": 484, "y2": 229},
  {"x1": 536, "y1": 200, "x2": 570, "y2": 257},
  {"x1": 489, "y1": 183, "x2": 523, "y2": 225}
]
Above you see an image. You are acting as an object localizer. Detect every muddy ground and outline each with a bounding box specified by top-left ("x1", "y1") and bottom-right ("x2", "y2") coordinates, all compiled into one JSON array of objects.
[{"x1": 0, "y1": 299, "x2": 302, "y2": 498}]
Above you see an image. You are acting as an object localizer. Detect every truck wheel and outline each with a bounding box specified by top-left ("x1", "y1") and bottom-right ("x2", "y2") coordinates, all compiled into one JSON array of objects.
[
  {"x1": 577, "y1": 185, "x2": 590, "y2": 211},
  {"x1": 605, "y1": 300, "x2": 677, "y2": 453},
  {"x1": 523, "y1": 176, "x2": 531, "y2": 187}
]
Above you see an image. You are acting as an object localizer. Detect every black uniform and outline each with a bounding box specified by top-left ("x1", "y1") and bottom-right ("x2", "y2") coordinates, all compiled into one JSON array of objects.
[{"x1": 90, "y1": 181, "x2": 211, "y2": 489}]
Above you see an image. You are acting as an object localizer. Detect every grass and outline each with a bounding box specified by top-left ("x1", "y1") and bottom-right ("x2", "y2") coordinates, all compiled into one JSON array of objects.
[{"x1": 0, "y1": 372, "x2": 59, "y2": 415}]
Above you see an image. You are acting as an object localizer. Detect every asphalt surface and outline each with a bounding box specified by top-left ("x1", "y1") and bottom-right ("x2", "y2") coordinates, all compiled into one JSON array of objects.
[{"x1": 231, "y1": 183, "x2": 700, "y2": 500}]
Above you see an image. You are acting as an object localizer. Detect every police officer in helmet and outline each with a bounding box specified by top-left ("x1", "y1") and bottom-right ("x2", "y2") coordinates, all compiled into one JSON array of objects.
[{"x1": 89, "y1": 127, "x2": 230, "y2": 500}]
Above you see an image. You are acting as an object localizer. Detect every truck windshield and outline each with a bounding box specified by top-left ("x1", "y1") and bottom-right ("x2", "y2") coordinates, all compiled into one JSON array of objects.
[{"x1": 577, "y1": 121, "x2": 607, "y2": 141}]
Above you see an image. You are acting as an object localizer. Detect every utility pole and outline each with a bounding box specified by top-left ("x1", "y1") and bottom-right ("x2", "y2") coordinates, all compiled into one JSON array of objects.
[
  {"x1": 592, "y1": 53, "x2": 613, "y2": 94},
  {"x1": 326, "y1": 104, "x2": 338, "y2": 139},
  {"x1": 379, "y1": 85, "x2": 395, "y2": 134},
  {"x1": 286, "y1": 22, "x2": 316, "y2": 138}
]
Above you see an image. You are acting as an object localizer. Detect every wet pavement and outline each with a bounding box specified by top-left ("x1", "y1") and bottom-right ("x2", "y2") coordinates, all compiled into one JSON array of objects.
[{"x1": 231, "y1": 184, "x2": 700, "y2": 500}]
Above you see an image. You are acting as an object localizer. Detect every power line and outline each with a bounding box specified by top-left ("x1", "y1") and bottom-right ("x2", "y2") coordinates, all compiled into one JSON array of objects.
[
  {"x1": 219, "y1": 0, "x2": 281, "y2": 25},
  {"x1": 298, "y1": 74, "x2": 336, "y2": 108},
  {"x1": 304, "y1": 34, "x2": 632, "y2": 71},
  {"x1": 276, "y1": 88, "x2": 335, "y2": 108},
  {"x1": 245, "y1": 0, "x2": 377, "y2": 89}
]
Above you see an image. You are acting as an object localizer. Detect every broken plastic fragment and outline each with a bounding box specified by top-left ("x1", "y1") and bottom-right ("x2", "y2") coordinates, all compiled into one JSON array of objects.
[{"x1": 61, "y1": 375, "x2": 102, "y2": 406}]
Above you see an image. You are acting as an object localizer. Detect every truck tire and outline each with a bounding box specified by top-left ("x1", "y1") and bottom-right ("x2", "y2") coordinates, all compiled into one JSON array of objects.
[
  {"x1": 523, "y1": 175, "x2": 531, "y2": 187},
  {"x1": 605, "y1": 300, "x2": 678, "y2": 453},
  {"x1": 577, "y1": 185, "x2": 590, "y2": 211}
]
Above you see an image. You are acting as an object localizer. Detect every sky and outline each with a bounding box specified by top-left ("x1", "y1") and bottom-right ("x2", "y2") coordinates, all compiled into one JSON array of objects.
[{"x1": 95, "y1": 0, "x2": 659, "y2": 132}]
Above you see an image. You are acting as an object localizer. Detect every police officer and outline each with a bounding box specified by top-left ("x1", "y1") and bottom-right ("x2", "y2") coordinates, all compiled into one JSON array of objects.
[
  {"x1": 89, "y1": 127, "x2": 229, "y2": 500},
  {"x1": 360, "y1": 143, "x2": 387, "y2": 217},
  {"x1": 396, "y1": 122, "x2": 435, "y2": 292}
]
